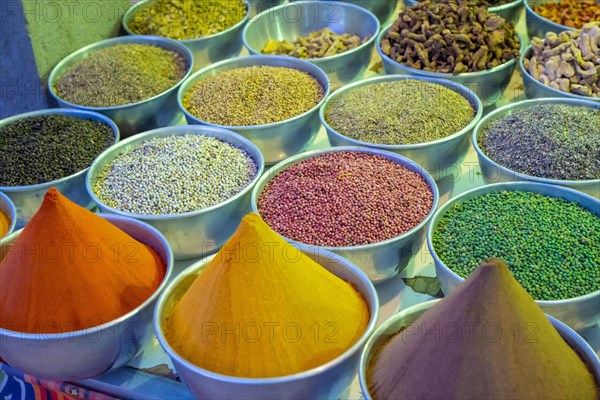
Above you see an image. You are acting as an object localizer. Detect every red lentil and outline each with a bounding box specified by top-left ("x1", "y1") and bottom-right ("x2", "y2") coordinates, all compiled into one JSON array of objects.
[{"x1": 257, "y1": 152, "x2": 434, "y2": 247}]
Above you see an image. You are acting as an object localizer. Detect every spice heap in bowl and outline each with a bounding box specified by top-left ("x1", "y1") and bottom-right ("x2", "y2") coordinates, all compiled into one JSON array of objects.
[
  {"x1": 428, "y1": 182, "x2": 600, "y2": 329},
  {"x1": 0, "y1": 192, "x2": 16, "y2": 239},
  {"x1": 0, "y1": 109, "x2": 118, "y2": 228},
  {"x1": 123, "y1": 0, "x2": 249, "y2": 70},
  {"x1": 0, "y1": 188, "x2": 171, "y2": 380},
  {"x1": 88, "y1": 125, "x2": 264, "y2": 260},
  {"x1": 378, "y1": 0, "x2": 521, "y2": 106},
  {"x1": 532, "y1": 0, "x2": 600, "y2": 29},
  {"x1": 474, "y1": 99, "x2": 600, "y2": 197},
  {"x1": 178, "y1": 56, "x2": 329, "y2": 164},
  {"x1": 155, "y1": 213, "x2": 378, "y2": 399},
  {"x1": 261, "y1": 28, "x2": 367, "y2": 59},
  {"x1": 253, "y1": 148, "x2": 439, "y2": 283},
  {"x1": 321, "y1": 76, "x2": 482, "y2": 182},
  {"x1": 404, "y1": 0, "x2": 523, "y2": 23},
  {"x1": 49, "y1": 36, "x2": 193, "y2": 136},
  {"x1": 521, "y1": 22, "x2": 600, "y2": 99},
  {"x1": 362, "y1": 259, "x2": 600, "y2": 399}
]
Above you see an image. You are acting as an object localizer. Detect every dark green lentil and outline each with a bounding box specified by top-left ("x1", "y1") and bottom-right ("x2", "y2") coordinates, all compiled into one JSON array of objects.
[
  {"x1": 0, "y1": 115, "x2": 114, "y2": 187},
  {"x1": 93, "y1": 135, "x2": 257, "y2": 215},
  {"x1": 183, "y1": 66, "x2": 324, "y2": 126},
  {"x1": 432, "y1": 191, "x2": 600, "y2": 300},
  {"x1": 325, "y1": 80, "x2": 475, "y2": 145},
  {"x1": 480, "y1": 104, "x2": 600, "y2": 181},
  {"x1": 55, "y1": 44, "x2": 188, "y2": 107}
]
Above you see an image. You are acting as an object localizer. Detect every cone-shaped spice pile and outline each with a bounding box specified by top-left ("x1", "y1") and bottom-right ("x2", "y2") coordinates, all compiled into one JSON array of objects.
[
  {"x1": 0, "y1": 188, "x2": 165, "y2": 334},
  {"x1": 368, "y1": 259, "x2": 599, "y2": 399},
  {"x1": 165, "y1": 213, "x2": 370, "y2": 378}
]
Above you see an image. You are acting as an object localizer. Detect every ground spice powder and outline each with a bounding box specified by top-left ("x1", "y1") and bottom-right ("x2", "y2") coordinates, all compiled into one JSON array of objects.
[
  {"x1": 165, "y1": 213, "x2": 369, "y2": 378},
  {"x1": 0, "y1": 210, "x2": 10, "y2": 238},
  {"x1": 0, "y1": 188, "x2": 165, "y2": 334},
  {"x1": 368, "y1": 259, "x2": 599, "y2": 399}
]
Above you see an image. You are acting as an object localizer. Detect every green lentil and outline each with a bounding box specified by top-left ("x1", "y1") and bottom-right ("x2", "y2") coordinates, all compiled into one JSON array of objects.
[
  {"x1": 0, "y1": 115, "x2": 115, "y2": 187},
  {"x1": 325, "y1": 80, "x2": 475, "y2": 145},
  {"x1": 183, "y1": 66, "x2": 324, "y2": 126},
  {"x1": 55, "y1": 44, "x2": 188, "y2": 107},
  {"x1": 128, "y1": 0, "x2": 247, "y2": 40},
  {"x1": 93, "y1": 135, "x2": 257, "y2": 215},
  {"x1": 432, "y1": 191, "x2": 600, "y2": 300},
  {"x1": 480, "y1": 104, "x2": 600, "y2": 181}
]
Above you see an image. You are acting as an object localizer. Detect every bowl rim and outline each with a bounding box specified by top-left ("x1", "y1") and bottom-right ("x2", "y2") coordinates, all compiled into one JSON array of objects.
[
  {"x1": 242, "y1": 0, "x2": 381, "y2": 64},
  {"x1": 177, "y1": 55, "x2": 331, "y2": 130},
  {"x1": 403, "y1": 0, "x2": 523, "y2": 12},
  {"x1": 250, "y1": 146, "x2": 440, "y2": 251},
  {"x1": 48, "y1": 35, "x2": 194, "y2": 111},
  {"x1": 319, "y1": 74, "x2": 484, "y2": 149},
  {"x1": 153, "y1": 246, "x2": 380, "y2": 384},
  {"x1": 0, "y1": 213, "x2": 174, "y2": 340},
  {"x1": 523, "y1": 0, "x2": 579, "y2": 33},
  {"x1": 519, "y1": 45, "x2": 600, "y2": 101},
  {"x1": 0, "y1": 108, "x2": 120, "y2": 192},
  {"x1": 0, "y1": 191, "x2": 17, "y2": 236},
  {"x1": 86, "y1": 125, "x2": 265, "y2": 221},
  {"x1": 376, "y1": 22, "x2": 523, "y2": 78},
  {"x1": 122, "y1": 0, "x2": 251, "y2": 43},
  {"x1": 425, "y1": 181, "x2": 600, "y2": 304},
  {"x1": 472, "y1": 97, "x2": 600, "y2": 185},
  {"x1": 358, "y1": 298, "x2": 600, "y2": 399}
]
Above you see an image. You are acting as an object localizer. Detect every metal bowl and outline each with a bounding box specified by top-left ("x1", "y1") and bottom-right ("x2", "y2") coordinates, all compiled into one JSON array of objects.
[
  {"x1": 376, "y1": 24, "x2": 522, "y2": 107},
  {"x1": 519, "y1": 46, "x2": 600, "y2": 101},
  {"x1": 0, "y1": 214, "x2": 173, "y2": 381},
  {"x1": 48, "y1": 35, "x2": 194, "y2": 138},
  {"x1": 426, "y1": 182, "x2": 600, "y2": 330},
  {"x1": 473, "y1": 98, "x2": 600, "y2": 198},
  {"x1": 249, "y1": 0, "x2": 286, "y2": 15},
  {"x1": 243, "y1": 1, "x2": 380, "y2": 86},
  {"x1": 289, "y1": 0, "x2": 398, "y2": 23},
  {"x1": 0, "y1": 191, "x2": 17, "y2": 238},
  {"x1": 86, "y1": 125, "x2": 265, "y2": 260},
  {"x1": 250, "y1": 146, "x2": 439, "y2": 284},
  {"x1": 122, "y1": 0, "x2": 249, "y2": 71},
  {"x1": 321, "y1": 75, "x2": 483, "y2": 182},
  {"x1": 155, "y1": 247, "x2": 379, "y2": 400},
  {"x1": 403, "y1": 0, "x2": 523, "y2": 23},
  {"x1": 358, "y1": 300, "x2": 600, "y2": 399},
  {"x1": 0, "y1": 109, "x2": 119, "y2": 229},
  {"x1": 178, "y1": 55, "x2": 330, "y2": 165},
  {"x1": 524, "y1": 0, "x2": 575, "y2": 40}
]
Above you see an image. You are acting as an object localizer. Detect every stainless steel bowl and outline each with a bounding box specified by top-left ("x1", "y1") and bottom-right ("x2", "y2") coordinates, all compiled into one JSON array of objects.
[
  {"x1": 524, "y1": 0, "x2": 575, "y2": 40},
  {"x1": 473, "y1": 98, "x2": 600, "y2": 198},
  {"x1": 403, "y1": 0, "x2": 523, "y2": 23},
  {"x1": 377, "y1": 24, "x2": 522, "y2": 107},
  {"x1": 178, "y1": 55, "x2": 330, "y2": 165},
  {"x1": 122, "y1": 0, "x2": 249, "y2": 71},
  {"x1": 48, "y1": 36, "x2": 194, "y2": 138},
  {"x1": 289, "y1": 0, "x2": 398, "y2": 23},
  {"x1": 154, "y1": 247, "x2": 379, "y2": 400},
  {"x1": 250, "y1": 146, "x2": 440, "y2": 284},
  {"x1": 0, "y1": 191, "x2": 17, "y2": 238},
  {"x1": 243, "y1": 1, "x2": 380, "y2": 86},
  {"x1": 0, "y1": 214, "x2": 173, "y2": 381},
  {"x1": 426, "y1": 182, "x2": 600, "y2": 330},
  {"x1": 358, "y1": 300, "x2": 600, "y2": 399},
  {"x1": 249, "y1": 0, "x2": 286, "y2": 15},
  {"x1": 321, "y1": 75, "x2": 483, "y2": 182},
  {"x1": 0, "y1": 109, "x2": 120, "y2": 229},
  {"x1": 86, "y1": 125, "x2": 265, "y2": 260},
  {"x1": 519, "y1": 46, "x2": 600, "y2": 101}
]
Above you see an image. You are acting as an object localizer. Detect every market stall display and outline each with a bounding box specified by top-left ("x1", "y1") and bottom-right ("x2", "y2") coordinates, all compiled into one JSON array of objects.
[
  {"x1": 0, "y1": 188, "x2": 173, "y2": 380},
  {"x1": 243, "y1": 1, "x2": 379, "y2": 84},
  {"x1": 123, "y1": 0, "x2": 250, "y2": 70},
  {"x1": 87, "y1": 125, "x2": 264, "y2": 260},
  {"x1": 361, "y1": 260, "x2": 600, "y2": 399},
  {"x1": 473, "y1": 98, "x2": 600, "y2": 197},
  {"x1": 0, "y1": 109, "x2": 119, "y2": 228}
]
